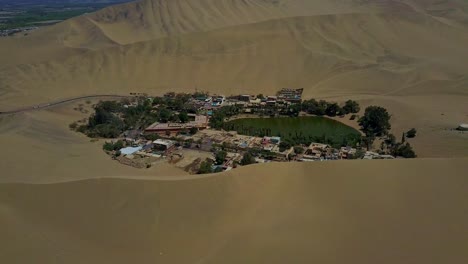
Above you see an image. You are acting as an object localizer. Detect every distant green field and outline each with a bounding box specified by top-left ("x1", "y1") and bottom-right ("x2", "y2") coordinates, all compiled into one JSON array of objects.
[
  {"x1": 224, "y1": 116, "x2": 361, "y2": 146},
  {"x1": 0, "y1": 1, "x2": 132, "y2": 31},
  {"x1": 0, "y1": 9, "x2": 88, "y2": 30}
]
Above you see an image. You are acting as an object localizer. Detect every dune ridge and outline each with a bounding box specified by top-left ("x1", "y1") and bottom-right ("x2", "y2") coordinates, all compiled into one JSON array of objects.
[
  {"x1": 0, "y1": 1, "x2": 468, "y2": 262},
  {"x1": 1, "y1": 11, "x2": 468, "y2": 108}
]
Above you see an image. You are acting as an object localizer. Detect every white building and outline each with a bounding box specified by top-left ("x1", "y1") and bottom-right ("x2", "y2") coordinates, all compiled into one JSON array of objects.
[
  {"x1": 153, "y1": 139, "x2": 175, "y2": 152},
  {"x1": 457, "y1": 124, "x2": 468, "y2": 131}
]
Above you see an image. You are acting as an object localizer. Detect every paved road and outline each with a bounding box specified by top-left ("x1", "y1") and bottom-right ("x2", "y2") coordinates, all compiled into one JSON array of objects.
[{"x1": 0, "y1": 95, "x2": 130, "y2": 115}]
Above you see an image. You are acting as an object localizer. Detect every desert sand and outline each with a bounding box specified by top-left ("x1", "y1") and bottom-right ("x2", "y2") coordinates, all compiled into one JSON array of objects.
[
  {"x1": 1, "y1": 158, "x2": 468, "y2": 263},
  {"x1": 0, "y1": 0, "x2": 467, "y2": 262},
  {"x1": 0, "y1": 0, "x2": 467, "y2": 157}
]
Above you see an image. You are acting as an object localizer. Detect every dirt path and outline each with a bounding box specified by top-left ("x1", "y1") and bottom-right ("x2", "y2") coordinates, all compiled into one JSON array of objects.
[{"x1": 0, "y1": 94, "x2": 130, "y2": 115}]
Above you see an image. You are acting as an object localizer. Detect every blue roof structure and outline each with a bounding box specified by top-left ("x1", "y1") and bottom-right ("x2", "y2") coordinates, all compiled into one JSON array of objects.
[{"x1": 120, "y1": 146, "x2": 142, "y2": 155}]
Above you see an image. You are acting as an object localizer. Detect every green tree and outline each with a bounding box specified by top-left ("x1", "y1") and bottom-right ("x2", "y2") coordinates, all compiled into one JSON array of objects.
[
  {"x1": 385, "y1": 134, "x2": 396, "y2": 147},
  {"x1": 103, "y1": 142, "x2": 115, "y2": 152},
  {"x1": 198, "y1": 159, "x2": 213, "y2": 174},
  {"x1": 113, "y1": 140, "x2": 124, "y2": 150},
  {"x1": 189, "y1": 127, "x2": 199, "y2": 135},
  {"x1": 241, "y1": 152, "x2": 256, "y2": 166},
  {"x1": 293, "y1": 146, "x2": 304, "y2": 154},
  {"x1": 279, "y1": 141, "x2": 291, "y2": 152},
  {"x1": 325, "y1": 103, "x2": 340, "y2": 117},
  {"x1": 343, "y1": 100, "x2": 360, "y2": 114},
  {"x1": 316, "y1": 100, "x2": 328, "y2": 116},
  {"x1": 158, "y1": 108, "x2": 172, "y2": 123},
  {"x1": 288, "y1": 104, "x2": 302, "y2": 116},
  {"x1": 362, "y1": 134, "x2": 375, "y2": 151},
  {"x1": 178, "y1": 111, "x2": 189, "y2": 123},
  {"x1": 102, "y1": 140, "x2": 124, "y2": 152},
  {"x1": 144, "y1": 133, "x2": 159, "y2": 141},
  {"x1": 395, "y1": 143, "x2": 417, "y2": 158},
  {"x1": 301, "y1": 99, "x2": 318, "y2": 113},
  {"x1": 337, "y1": 107, "x2": 346, "y2": 116},
  {"x1": 215, "y1": 150, "x2": 227, "y2": 165},
  {"x1": 406, "y1": 128, "x2": 417, "y2": 138},
  {"x1": 69, "y1": 122, "x2": 78, "y2": 130},
  {"x1": 358, "y1": 106, "x2": 391, "y2": 136}
]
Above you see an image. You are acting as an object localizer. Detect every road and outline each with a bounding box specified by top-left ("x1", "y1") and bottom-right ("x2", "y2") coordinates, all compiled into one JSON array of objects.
[{"x1": 0, "y1": 94, "x2": 130, "y2": 115}]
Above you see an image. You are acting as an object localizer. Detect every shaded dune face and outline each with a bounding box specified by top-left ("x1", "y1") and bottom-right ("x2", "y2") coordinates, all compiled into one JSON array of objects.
[
  {"x1": 1, "y1": 159, "x2": 467, "y2": 263},
  {"x1": 0, "y1": 0, "x2": 468, "y2": 105},
  {"x1": 1, "y1": 9, "x2": 467, "y2": 107}
]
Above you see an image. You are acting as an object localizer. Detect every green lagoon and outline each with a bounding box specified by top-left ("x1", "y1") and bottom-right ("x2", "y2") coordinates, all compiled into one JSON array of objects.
[{"x1": 224, "y1": 116, "x2": 361, "y2": 146}]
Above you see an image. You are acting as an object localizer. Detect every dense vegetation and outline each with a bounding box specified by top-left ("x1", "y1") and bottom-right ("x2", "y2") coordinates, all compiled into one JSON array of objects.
[
  {"x1": 198, "y1": 159, "x2": 214, "y2": 174},
  {"x1": 72, "y1": 95, "x2": 197, "y2": 138},
  {"x1": 72, "y1": 93, "x2": 417, "y2": 159},
  {"x1": 301, "y1": 99, "x2": 360, "y2": 117},
  {"x1": 224, "y1": 116, "x2": 362, "y2": 148},
  {"x1": 241, "y1": 152, "x2": 256, "y2": 166},
  {"x1": 406, "y1": 128, "x2": 417, "y2": 138},
  {"x1": 358, "y1": 106, "x2": 391, "y2": 137},
  {"x1": 0, "y1": 1, "x2": 131, "y2": 30},
  {"x1": 209, "y1": 105, "x2": 242, "y2": 129}
]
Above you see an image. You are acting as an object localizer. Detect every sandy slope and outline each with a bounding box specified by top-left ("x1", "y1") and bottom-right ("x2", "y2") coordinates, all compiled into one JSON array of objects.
[
  {"x1": 0, "y1": 0, "x2": 467, "y2": 108},
  {"x1": 1, "y1": 158, "x2": 467, "y2": 263},
  {"x1": 2, "y1": 12, "x2": 468, "y2": 106},
  {"x1": 0, "y1": 0, "x2": 364, "y2": 66},
  {"x1": 0, "y1": 102, "x2": 187, "y2": 183},
  {"x1": 0, "y1": 1, "x2": 467, "y2": 261},
  {"x1": 0, "y1": 6, "x2": 466, "y2": 159}
]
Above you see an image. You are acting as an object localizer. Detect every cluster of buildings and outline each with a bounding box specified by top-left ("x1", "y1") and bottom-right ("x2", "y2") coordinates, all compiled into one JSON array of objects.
[
  {"x1": 299, "y1": 143, "x2": 357, "y2": 161},
  {"x1": 0, "y1": 26, "x2": 38, "y2": 37},
  {"x1": 143, "y1": 88, "x2": 304, "y2": 136},
  {"x1": 145, "y1": 114, "x2": 209, "y2": 136},
  {"x1": 362, "y1": 151, "x2": 395, "y2": 160},
  {"x1": 119, "y1": 138, "x2": 176, "y2": 157},
  {"x1": 104, "y1": 88, "x2": 398, "y2": 172},
  {"x1": 190, "y1": 130, "x2": 294, "y2": 170},
  {"x1": 233, "y1": 88, "x2": 304, "y2": 106},
  {"x1": 298, "y1": 144, "x2": 396, "y2": 161}
]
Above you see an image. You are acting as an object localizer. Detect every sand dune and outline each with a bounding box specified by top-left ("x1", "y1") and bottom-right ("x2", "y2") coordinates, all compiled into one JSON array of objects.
[
  {"x1": 1, "y1": 0, "x2": 467, "y2": 105},
  {"x1": 0, "y1": 1, "x2": 467, "y2": 262},
  {"x1": 51, "y1": 0, "x2": 373, "y2": 46},
  {"x1": 1, "y1": 12, "x2": 468, "y2": 107},
  {"x1": 0, "y1": 0, "x2": 467, "y2": 160},
  {"x1": 0, "y1": 102, "x2": 187, "y2": 183},
  {"x1": 1, "y1": 158, "x2": 467, "y2": 263}
]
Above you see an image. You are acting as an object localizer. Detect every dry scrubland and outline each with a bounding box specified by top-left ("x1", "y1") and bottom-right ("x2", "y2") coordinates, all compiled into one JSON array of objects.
[{"x1": 0, "y1": 1, "x2": 468, "y2": 262}]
